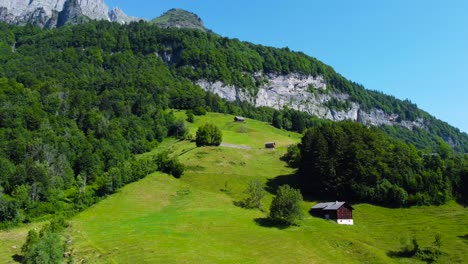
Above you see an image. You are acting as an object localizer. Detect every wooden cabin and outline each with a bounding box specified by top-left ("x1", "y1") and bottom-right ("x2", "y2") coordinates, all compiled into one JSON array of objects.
[
  {"x1": 234, "y1": 116, "x2": 245, "y2": 122},
  {"x1": 265, "y1": 142, "x2": 276, "y2": 149},
  {"x1": 309, "y1": 201, "x2": 354, "y2": 225}
]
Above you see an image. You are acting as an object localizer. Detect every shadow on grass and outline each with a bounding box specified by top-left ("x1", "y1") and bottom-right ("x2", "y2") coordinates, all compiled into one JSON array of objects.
[
  {"x1": 232, "y1": 200, "x2": 244, "y2": 208},
  {"x1": 178, "y1": 146, "x2": 197, "y2": 157},
  {"x1": 265, "y1": 174, "x2": 323, "y2": 203},
  {"x1": 387, "y1": 250, "x2": 415, "y2": 258},
  {"x1": 12, "y1": 254, "x2": 22, "y2": 263},
  {"x1": 254, "y1": 217, "x2": 290, "y2": 230},
  {"x1": 458, "y1": 234, "x2": 468, "y2": 244},
  {"x1": 265, "y1": 174, "x2": 299, "y2": 195}
]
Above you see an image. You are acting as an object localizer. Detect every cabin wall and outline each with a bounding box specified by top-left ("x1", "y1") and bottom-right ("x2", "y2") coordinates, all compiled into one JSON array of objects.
[{"x1": 336, "y1": 206, "x2": 352, "y2": 219}]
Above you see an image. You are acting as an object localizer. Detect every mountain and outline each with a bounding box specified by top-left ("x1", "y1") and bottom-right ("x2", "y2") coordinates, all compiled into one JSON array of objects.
[
  {"x1": 0, "y1": 4, "x2": 466, "y2": 151},
  {"x1": 0, "y1": 14, "x2": 467, "y2": 246},
  {"x1": 150, "y1": 8, "x2": 207, "y2": 31},
  {"x1": 0, "y1": 0, "x2": 141, "y2": 28}
]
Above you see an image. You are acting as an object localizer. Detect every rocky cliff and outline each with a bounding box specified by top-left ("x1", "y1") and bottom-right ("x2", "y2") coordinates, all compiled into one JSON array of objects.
[
  {"x1": 0, "y1": 0, "x2": 141, "y2": 28},
  {"x1": 197, "y1": 72, "x2": 426, "y2": 130}
]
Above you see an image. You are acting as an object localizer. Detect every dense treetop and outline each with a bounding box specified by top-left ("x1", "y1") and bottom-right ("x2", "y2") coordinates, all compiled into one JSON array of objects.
[{"x1": 284, "y1": 121, "x2": 468, "y2": 206}]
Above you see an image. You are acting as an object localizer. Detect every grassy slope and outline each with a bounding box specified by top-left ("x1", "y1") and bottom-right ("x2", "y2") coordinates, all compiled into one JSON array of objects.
[{"x1": 1, "y1": 112, "x2": 467, "y2": 263}]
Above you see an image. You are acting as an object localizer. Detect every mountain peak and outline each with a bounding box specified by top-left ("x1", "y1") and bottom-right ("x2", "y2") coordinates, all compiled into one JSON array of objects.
[
  {"x1": 151, "y1": 8, "x2": 206, "y2": 31},
  {"x1": 109, "y1": 7, "x2": 141, "y2": 24}
]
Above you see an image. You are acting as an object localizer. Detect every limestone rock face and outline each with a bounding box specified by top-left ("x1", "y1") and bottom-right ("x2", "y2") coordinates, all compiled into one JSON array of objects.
[
  {"x1": 77, "y1": 0, "x2": 108, "y2": 21},
  {"x1": 0, "y1": 0, "x2": 141, "y2": 27},
  {"x1": 197, "y1": 72, "x2": 426, "y2": 130},
  {"x1": 108, "y1": 7, "x2": 140, "y2": 24}
]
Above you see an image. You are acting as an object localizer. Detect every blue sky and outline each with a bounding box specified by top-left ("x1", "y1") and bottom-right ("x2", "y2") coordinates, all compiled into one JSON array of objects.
[{"x1": 108, "y1": 0, "x2": 468, "y2": 133}]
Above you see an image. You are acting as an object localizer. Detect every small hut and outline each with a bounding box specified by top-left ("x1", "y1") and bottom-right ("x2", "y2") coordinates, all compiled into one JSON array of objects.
[
  {"x1": 265, "y1": 142, "x2": 276, "y2": 149},
  {"x1": 309, "y1": 201, "x2": 354, "y2": 225},
  {"x1": 234, "y1": 116, "x2": 245, "y2": 122}
]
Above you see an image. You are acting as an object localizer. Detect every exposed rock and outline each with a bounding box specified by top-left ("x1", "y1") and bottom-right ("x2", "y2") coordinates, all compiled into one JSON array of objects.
[
  {"x1": 57, "y1": 0, "x2": 85, "y2": 27},
  {"x1": 0, "y1": 0, "x2": 142, "y2": 28},
  {"x1": 77, "y1": 0, "x2": 108, "y2": 21},
  {"x1": 197, "y1": 72, "x2": 426, "y2": 130},
  {"x1": 108, "y1": 7, "x2": 140, "y2": 24}
]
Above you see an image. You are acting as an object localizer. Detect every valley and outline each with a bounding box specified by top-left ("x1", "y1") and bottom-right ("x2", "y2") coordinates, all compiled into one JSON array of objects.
[
  {"x1": 0, "y1": 2, "x2": 467, "y2": 263},
  {"x1": 1, "y1": 112, "x2": 466, "y2": 263}
]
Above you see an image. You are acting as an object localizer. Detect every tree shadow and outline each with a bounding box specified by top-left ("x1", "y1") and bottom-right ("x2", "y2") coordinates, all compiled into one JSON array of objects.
[
  {"x1": 12, "y1": 254, "x2": 23, "y2": 263},
  {"x1": 458, "y1": 234, "x2": 468, "y2": 244},
  {"x1": 387, "y1": 250, "x2": 415, "y2": 258},
  {"x1": 232, "y1": 200, "x2": 244, "y2": 208},
  {"x1": 254, "y1": 217, "x2": 290, "y2": 230},
  {"x1": 265, "y1": 174, "x2": 325, "y2": 203},
  {"x1": 265, "y1": 174, "x2": 299, "y2": 195},
  {"x1": 455, "y1": 198, "x2": 468, "y2": 208}
]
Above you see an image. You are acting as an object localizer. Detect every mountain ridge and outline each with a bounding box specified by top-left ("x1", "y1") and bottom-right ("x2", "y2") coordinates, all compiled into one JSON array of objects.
[
  {"x1": 0, "y1": 0, "x2": 140, "y2": 28},
  {"x1": 0, "y1": 3, "x2": 466, "y2": 151}
]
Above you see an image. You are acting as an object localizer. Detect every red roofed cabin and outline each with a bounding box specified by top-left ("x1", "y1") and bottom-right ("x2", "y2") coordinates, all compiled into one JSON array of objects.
[{"x1": 309, "y1": 201, "x2": 354, "y2": 225}]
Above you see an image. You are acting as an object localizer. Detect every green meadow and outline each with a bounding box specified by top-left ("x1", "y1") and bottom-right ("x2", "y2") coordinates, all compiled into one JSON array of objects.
[{"x1": 1, "y1": 112, "x2": 467, "y2": 263}]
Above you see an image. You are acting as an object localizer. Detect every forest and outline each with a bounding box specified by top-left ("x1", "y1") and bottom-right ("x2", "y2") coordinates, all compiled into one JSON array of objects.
[
  {"x1": 283, "y1": 122, "x2": 468, "y2": 206},
  {"x1": 0, "y1": 20, "x2": 467, "y2": 227}
]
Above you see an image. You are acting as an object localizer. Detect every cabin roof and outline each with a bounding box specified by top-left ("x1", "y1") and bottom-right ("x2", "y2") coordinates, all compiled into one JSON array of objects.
[{"x1": 311, "y1": 201, "x2": 353, "y2": 211}]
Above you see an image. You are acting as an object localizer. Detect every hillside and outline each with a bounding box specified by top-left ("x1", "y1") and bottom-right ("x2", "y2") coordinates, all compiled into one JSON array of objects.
[
  {"x1": 0, "y1": 20, "x2": 466, "y2": 152},
  {"x1": 0, "y1": 2, "x2": 467, "y2": 149},
  {"x1": 1, "y1": 112, "x2": 467, "y2": 263}
]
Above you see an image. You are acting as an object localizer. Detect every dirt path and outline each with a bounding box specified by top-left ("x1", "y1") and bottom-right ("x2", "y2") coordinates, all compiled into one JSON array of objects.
[{"x1": 220, "y1": 142, "x2": 252, "y2": 150}]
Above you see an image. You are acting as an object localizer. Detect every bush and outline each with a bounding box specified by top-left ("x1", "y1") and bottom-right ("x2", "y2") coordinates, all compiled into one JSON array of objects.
[
  {"x1": 268, "y1": 185, "x2": 303, "y2": 225},
  {"x1": 195, "y1": 123, "x2": 222, "y2": 147},
  {"x1": 168, "y1": 119, "x2": 189, "y2": 139},
  {"x1": 186, "y1": 110, "x2": 195, "y2": 123},
  {"x1": 21, "y1": 219, "x2": 68, "y2": 264},
  {"x1": 193, "y1": 106, "x2": 207, "y2": 116},
  {"x1": 155, "y1": 152, "x2": 185, "y2": 178}
]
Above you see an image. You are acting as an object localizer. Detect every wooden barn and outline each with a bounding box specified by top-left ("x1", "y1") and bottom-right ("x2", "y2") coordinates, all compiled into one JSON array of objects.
[
  {"x1": 265, "y1": 142, "x2": 276, "y2": 148},
  {"x1": 234, "y1": 116, "x2": 245, "y2": 122},
  {"x1": 309, "y1": 201, "x2": 354, "y2": 225}
]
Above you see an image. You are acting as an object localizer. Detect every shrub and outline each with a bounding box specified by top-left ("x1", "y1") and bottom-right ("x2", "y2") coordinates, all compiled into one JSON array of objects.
[
  {"x1": 155, "y1": 152, "x2": 185, "y2": 178},
  {"x1": 21, "y1": 219, "x2": 68, "y2": 264},
  {"x1": 186, "y1": 110, "x2": 195, "y2": 123},
  {"x1": 193, "y1": 106, "x2": 207, "y2": 116},
  {"x1": 268, "y1": 185, "x2": 303, "y2": 225},
  {"x1": 195, "y1": 123, "x2": 222, "y2": 147},
  {"x1": 168, "y1": 119, "x2": 189, "y2": 139}
]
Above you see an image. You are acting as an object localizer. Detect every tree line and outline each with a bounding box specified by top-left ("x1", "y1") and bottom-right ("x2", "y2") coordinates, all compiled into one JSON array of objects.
[{"x1": 284, "y1": 121, "x2": 468, "y2": 206}]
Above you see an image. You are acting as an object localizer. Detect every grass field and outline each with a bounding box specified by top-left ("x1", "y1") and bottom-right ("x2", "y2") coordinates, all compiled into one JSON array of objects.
[{"x1": 1, "y1": 112, "x2": 467, "y2": 263}]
